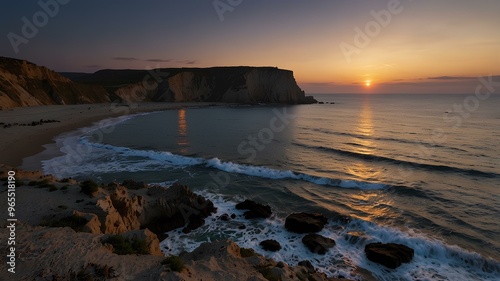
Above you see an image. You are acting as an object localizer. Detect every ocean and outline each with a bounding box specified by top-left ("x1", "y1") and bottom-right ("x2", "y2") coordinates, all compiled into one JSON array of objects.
[{"x1": 39, "y1": 94, "x2": 500, "y2": 280}]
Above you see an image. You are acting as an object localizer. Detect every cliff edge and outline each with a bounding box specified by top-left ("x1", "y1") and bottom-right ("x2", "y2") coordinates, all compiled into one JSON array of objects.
[{"x1": 0, "y1": 57, "x2": 110, "y2": 109}]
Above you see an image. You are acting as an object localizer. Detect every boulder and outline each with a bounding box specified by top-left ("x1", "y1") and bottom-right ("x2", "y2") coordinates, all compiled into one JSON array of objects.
[
  {"x1": 122, "y1": 179, "x2": 148, "y2": 190},
  {"x1": 260, "y1": 239, "x2": 281, "y2": 252},
  {"x1": 235, "y1": 199, "x2": 272, "y2": 219},
  {"x1": 285, "y1": 213, "x2": 328, "y2": 233},
  {"x1": 364, "y1": 242, "x2": 414, "y2": 269},
  {"x1": 140, "y1": 183, "x2": 216, "y2": 238},
  {"x1": 302, "y1": 234, "x2": 335, "y2": 255}
]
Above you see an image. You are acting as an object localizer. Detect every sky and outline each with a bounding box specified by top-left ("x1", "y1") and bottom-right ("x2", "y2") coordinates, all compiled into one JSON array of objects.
[{"x1": 1, "y1": 0, "x2": 499, "y2": 94}]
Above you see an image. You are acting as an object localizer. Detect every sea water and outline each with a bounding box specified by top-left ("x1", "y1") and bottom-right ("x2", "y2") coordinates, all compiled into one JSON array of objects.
[{"x1": 41, "y1": 94, "x2": 500, "y2": 280}]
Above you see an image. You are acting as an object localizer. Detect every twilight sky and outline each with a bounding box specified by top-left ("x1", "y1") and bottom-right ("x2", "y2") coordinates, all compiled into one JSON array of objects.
[{"x1": 1, "y1": 0, "x2": 499, "y2": 94}]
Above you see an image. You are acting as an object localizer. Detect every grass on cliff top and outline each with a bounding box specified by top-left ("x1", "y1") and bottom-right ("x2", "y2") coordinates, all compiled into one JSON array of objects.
[
  {"x1": 162, "y1": 256, "x2": 185, "y2": 272},
  {"x1": 40, "y1": 215, "x2": 88, "y2": 232},
  {"x1": 102, "y1": 235, "x2": 149, "y2": 255},
  {"x1": 80, "y1": 180, "x2": 99, "y2": 197}
]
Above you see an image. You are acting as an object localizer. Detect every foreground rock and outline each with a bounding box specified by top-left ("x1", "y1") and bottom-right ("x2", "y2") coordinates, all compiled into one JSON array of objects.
[
  {"x1": 302, "y1": 234, "x2": 336, "y2": 255},
  {"x1": 162, "y1": 240, "x2": 346, "y2": 281},
  {"x1": 285, "y1": 212, "x2": 328, "y2": 233},
  {"x1": 236, "y1": 199, "x2": 272, "y2": 219},
  {"x1": 365, "y1": 242, "x2": 414, "y2": 269}
]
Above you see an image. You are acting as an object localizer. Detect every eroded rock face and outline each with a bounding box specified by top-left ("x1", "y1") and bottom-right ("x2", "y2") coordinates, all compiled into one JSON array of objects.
[
  {"x1": 0, "y1": 57, "x2": 110, "y2": 109},
  {"x1": 117, "y1": 229, "x2": 163, "y2": 256},
  {"x1": 365, "y1": 242, "x2": 414, "y2": 269},
  {"x1": 285, "y1": 213, "x2": 328, "y2": 233},
  {"x1": 235, "y1": 199, "x2": 272, "y2": 219},
  {"x1": 302, "y1": 234, "x2": 335, "y2": 255}
]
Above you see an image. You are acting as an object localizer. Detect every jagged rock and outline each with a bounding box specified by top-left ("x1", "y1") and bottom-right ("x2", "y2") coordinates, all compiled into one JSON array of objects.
[
  {"x1": 365, "y1": 242, "x2": 414, "y2": 269},
  {"x1": 298, "y1": 260, "x2": 316, "y2": 273},
  {"x1": 140, "y1": 183, "x2": 216, "y2": 238},
  {"x1": 285, "y1": 213, "x2": 328, "y2": 233},
  {"x1": 302, "y1": 234, "x2": 335, "y2": 255},
  {"x1": 235, "y1": 199, "x2": 272, "y2": 219},
  {"x1": 260, "y1": 239, "x2": 281, "y2": 252},
  {"x1": 73, "y1": 211, "x2": 101, "y2": 234},
  {"x1": 219, "y1": 213, "x2": 231, "y2": 221}
]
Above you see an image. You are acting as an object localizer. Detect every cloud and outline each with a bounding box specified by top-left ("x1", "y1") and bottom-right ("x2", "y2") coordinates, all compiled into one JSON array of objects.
[
  {"x1": 145, "y1": 58, "x2": 171, "y2": 62},
  {"x1": 299, "y1": 82, "x2": 336, "y2": 87},
  {"x1": 427, "y1": 76, "x2": 477, "y2": 80},
  {"x1": 85, "y1": 64, "x2": 101, "y2": 68},
  {"x1": 113, "y1": 57, "x2": 139, "y2": 61},
  {"x1": 177, "y1": 60, "x2": 197, "y2": 65}
]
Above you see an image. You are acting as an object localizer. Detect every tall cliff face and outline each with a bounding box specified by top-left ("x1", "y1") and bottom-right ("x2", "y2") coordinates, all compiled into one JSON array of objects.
[
  {"x1": 110, "y1": 67, "x2": 316, "y2": 104},
  {"x1": 0, "y1": 57, "x2": 110, "y2": 109}
]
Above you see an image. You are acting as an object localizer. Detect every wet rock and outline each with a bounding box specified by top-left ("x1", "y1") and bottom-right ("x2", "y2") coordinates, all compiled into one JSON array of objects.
[
  {"x1": 302, "y1": 234, "x2": 335, "y2": 255},
  {"x1": 260, "y1": 239, "x2": 281, "y2": 252},
  {"x1": 235, "y1": 199, "x2": 272, "y2": 219},
  {"x1": 285, "y1": 213, "x2": 328, "y2": 233},
  {"x1": 365, "y1": 242, "x2": 414, "y2": 269},
  {"x1": 219, "y1": 213, "x2": 230, "y2": 221},
  {"x1": 121, "y1": 179, "x2": 148, "y2": 190}
]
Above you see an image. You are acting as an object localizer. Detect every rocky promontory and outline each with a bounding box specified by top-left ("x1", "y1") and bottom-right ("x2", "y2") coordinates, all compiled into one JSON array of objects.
[{"x1": 0, "y1": 56, "x2": 317, "y2": 109}]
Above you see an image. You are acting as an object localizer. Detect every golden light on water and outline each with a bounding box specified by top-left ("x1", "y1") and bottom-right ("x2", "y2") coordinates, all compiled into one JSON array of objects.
[
  {"x1": 177, "y1": 109, "x2": 189, "y2": 153},
  {"x1": 347, "y1": 99, "x2": 382, "y2": 180}
]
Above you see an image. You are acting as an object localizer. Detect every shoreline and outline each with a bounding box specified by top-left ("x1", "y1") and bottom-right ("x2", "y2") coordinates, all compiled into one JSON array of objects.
[{"x1": 0, "y1": 102, "x2": 229, "y2": 168}]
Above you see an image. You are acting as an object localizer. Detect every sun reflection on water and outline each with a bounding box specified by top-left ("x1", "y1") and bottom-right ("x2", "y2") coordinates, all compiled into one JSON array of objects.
[{"x1": 177, "y1": 109, "x2": 189, "y2": 153}]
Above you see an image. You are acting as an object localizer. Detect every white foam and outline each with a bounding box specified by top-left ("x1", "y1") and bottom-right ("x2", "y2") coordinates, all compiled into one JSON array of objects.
[
  {"x1": 160, "y1": 192, "x2": 500, "y2": 281},
  {"x1": 43, "y1": 137, "x2": 387, "y2": 190}
]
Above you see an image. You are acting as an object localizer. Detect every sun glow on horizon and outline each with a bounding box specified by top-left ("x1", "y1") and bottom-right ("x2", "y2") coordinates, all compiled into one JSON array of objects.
[{"x1": 365, "y1": 80, "x2": 372, "y2": 87}]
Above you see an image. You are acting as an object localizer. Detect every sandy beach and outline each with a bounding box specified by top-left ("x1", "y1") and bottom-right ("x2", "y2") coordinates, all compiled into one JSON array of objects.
[{"x1": 0, "y1": 102, "x2": 225, "y2": 168}]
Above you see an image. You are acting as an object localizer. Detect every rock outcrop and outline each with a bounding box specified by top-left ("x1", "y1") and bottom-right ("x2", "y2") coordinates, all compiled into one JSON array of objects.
[
  {"x1": 364, "y1": 242, "x2": 414, "y2": 269},
  {"x1": 260, "y1": 239, "x2": 282, "y2": 252},
  {"x1": 285, "y1": 213, "x2": 328, "y2": 233},
  {"x1": 236, "y1": 199, "x2": 272, "y2": 219},
  {"x1": 1, "y1": 57, "x2": 317, "y2": 108},
  {"x1": 0, "y1": 57, "x2": 110, "y2": 109}
]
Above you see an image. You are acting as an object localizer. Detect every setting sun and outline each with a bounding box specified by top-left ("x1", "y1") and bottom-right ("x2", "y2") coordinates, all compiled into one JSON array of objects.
[{"x1": 365, "y1": 80, "x2": 372, "y2": 87}]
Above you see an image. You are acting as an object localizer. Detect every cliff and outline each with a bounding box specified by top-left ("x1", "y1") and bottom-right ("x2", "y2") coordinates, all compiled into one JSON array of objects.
[
  {"x1": 0, "y1": 56, "x2": 316, "y2": 109},
  {"x1": 69, "y1": 66, "x2": 317, "y2": 104},
  {"x1": 0, "y1": 57, "x2": 110, "y2": 109}
]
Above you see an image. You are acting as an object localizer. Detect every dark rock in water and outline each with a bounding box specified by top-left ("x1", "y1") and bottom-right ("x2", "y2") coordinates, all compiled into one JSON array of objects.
[
  {"x1": 235, "y1": 199, "x2": 272, "y2": 219},
  {"x1": 238, "y1": 224, "x2": 246, "y2": 230},
  {"x1": 285, "y1": 213, "x2": 328, "y2": 233},
  {"x1": 230, "y1": 213, "x2": 236, "y2": 219},
  {"x1": 302, "y1": 234, "x2": 335, "y2": 255},
  {"x1": 319, "y1": 101, "x2": 325, "y2": 104},
  {"x1": 298, "y1": 260, "x2": 315, "y2": 273},
  {"x1": 219, "y1": 213, "x2": 230, "y2": 221},
  {"x1": 365, "y1": 242, "x2": 414, "y2": 269},
  {"x1": 122, "y1": 179, "x2": 148, "y2": 190},
  {"x1": 140, "y1": 183, "x2": 216, "y2": 239},
  {"x1": 260, "y1": 239, "x2": 281, "y2": 252}
]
